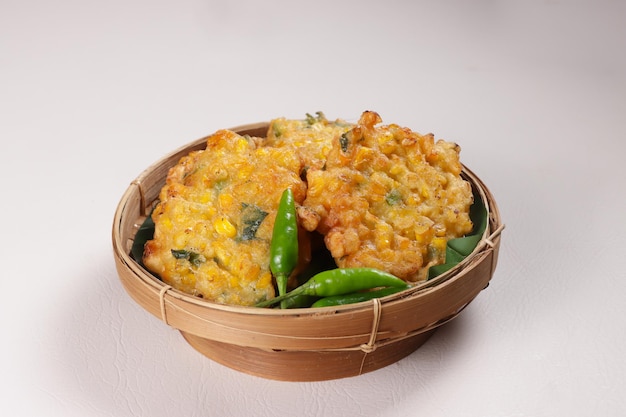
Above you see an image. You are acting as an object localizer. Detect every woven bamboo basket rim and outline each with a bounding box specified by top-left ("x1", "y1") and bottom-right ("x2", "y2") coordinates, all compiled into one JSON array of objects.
[{"x1": 112, "y1": 121, "x2": 504, "y2": 356}]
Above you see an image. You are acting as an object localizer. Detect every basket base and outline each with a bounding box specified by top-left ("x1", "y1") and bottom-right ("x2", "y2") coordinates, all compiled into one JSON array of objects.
[{"x1": 180, "y1": 329, "x2": 437, "y2": 382}]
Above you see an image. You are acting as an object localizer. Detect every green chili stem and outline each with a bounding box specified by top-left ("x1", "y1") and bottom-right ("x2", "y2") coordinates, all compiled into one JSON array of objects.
[
  {"x1": 277, "y1": 294, "x2": 319, "y2": 309},
  {"x1": 276, "y1": 273, "x2": 288, "y2": 307}
]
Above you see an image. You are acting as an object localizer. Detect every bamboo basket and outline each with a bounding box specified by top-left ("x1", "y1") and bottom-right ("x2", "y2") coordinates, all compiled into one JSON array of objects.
[{"x1": 112, "y1": 122, "x2": 504, "y2": 382}]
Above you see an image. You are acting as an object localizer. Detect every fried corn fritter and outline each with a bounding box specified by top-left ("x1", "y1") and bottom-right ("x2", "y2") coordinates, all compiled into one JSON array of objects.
[
  {"x1": 143, "y1": 111, "x2": 474, "y2": 305},
  {"x1": 266, "y1": 112, "x2": 353, "y2": 171},
  {"x1": 300, "y1": 111, "x2": 473, "y2": 282},
  {"x1": 143, "y1": 129, "x2": 307, "y2": 306}
]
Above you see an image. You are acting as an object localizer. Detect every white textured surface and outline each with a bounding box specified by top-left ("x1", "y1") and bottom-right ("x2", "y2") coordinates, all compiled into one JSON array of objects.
[{"x1": 2, "y1": 0, "x2": 625, "y2": 416}]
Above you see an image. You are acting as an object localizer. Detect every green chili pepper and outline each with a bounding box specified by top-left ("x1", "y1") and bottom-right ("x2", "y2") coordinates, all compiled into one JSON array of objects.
[
  {"x1": 278, "y1": 294, "x2": 319, "y2": 309},
  {"x1": 256, "y1": 267, "x2": 407, "y2": 308},
  {"x1": 269, "y1": 188, "x2": 299, "y2": 308},
  {"x1": 311, "y1": 285, "x2": 409, "y2": 308}
]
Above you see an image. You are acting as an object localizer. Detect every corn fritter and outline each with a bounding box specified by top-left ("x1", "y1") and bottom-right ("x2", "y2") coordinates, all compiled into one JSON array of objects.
[
  {"x1": 143, "y1": 111, "x2": 474, "y2": 305},
  {"x1": 143, "y1": 129, "x2": 307, "y2": 306},
  {"x1": 301, "y1": 111, "x2": 473, "y2": 281}
]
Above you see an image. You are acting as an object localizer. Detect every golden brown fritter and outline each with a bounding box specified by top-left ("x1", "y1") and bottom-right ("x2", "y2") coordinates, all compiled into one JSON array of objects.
[
  {"x1": 143, "y1": 129, "x2": 307, "y2": 306},
  {"x1": 142, "y1": 111, "x2": 474, "y2": 305},
  {"x1": 300, "y1": 111, "x2": 473, "y2": 282},
  {"x1": 266, "y1": 112, "x2": 353, "y2": 171}
]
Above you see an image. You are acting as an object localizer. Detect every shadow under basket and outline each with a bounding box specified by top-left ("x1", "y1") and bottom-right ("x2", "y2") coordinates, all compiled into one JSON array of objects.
[{"x1": 112, "y1": 122, "x2": 505, "y2": 382}]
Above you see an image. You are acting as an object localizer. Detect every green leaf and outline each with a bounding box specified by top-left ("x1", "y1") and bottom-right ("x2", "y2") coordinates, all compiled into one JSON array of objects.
[
  {"x1": 339, "y1": 132, "x2": 350, "y2": 153},
  {"x1": 305, "y1": 111, "x2": 327, "y2": 126},
  {"x1": 239, "y1": 203, "x2": 268, "y2": 241},
  {"x1": 385, "y1": 189, "x2": 402, "y2": 205},
  {"x1": 171, "y1": 249, "x2": 206, "y2": 266},
  {"x1": 427, "y1": 187, "x2": 488, "y2": 280},
  {"x1": 130, "y1": 211, "x2": 155, "y2": 267}
]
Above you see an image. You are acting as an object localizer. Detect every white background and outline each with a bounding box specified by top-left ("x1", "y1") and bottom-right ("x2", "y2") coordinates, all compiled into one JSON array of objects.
[{"x1": 2, "y1": 0, "x2": 625, "y2": 416}]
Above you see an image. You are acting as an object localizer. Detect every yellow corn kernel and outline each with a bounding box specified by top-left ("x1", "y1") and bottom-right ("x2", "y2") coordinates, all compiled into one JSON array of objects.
[
  {"x1": 378, "y1": 132, "x2": 396, "y2": 154},
  {"x1": 397, "y1": 238, "x2": 411, "y2": 250},
  {"x1": 214, "y1": 247, "x2": 230, "y2": 268},
  {"x1": 180, "y1": 271, "x2": 197, "y2": 288},
  {"x1": 235, "y1": 138, "x2": 249, "y2": 153},
  {"x1": 389, "y1": 163, "x2": 403, "y2": 176},
  {"x1": 237, "y1": 164, "x2": 254, "y2": 179},
  {"x1": 406, "y1": 194, "x2": 419, "y2": 206},
  {"x1": 328, "y1": 178, "x2": 343, "y2": 193},
  {"x1": 218, "y1": 193, "x2": 234, "y2": 210},
  {"x1": 367, "y1": 181, "x2": 387, "y2": 202},
  {"x1": 377, "y1": 132, "x2": 392, "y2": 146},
  {"x1": 214, "y1": 216, "x2": 237, "y2": 238},
  {"x1": 228, "y1": 274, "x2": 241, "y2": 289},
  {"x1": 197, "y1": 191, "x2": 213, "y2": 204},
  {"x1": 354, "y1": 146, "x2": 374, "y2": 168},
  {"x1": 430, "y1": 237, "x2": 447, "y2": 252},
  {"x1": 272, "y1": 153, "x2": 289, "y2": 166},
  {"x1": 258, "y1": 271, "x2": 272, "y2": 288},
  {"x1": 174, "y1": 231, "x2": 188, "y2": 247},
  {"x1": 414, "y1": 216, "x2": 435, "y2": 244},
  {"x1": 434, "y1": 223, "x2": 447, "y2": 237},
  {"x1": 377, "y1": 249, "x2": 394, "y2": 263},
  {"x1": 375, "y1": 222, "x2": 393, "y2": 251},
  {"x1": 161, "y1": 217, "x2": 173, "y2": 231},
  {"x1": 205, "y1": 205, "x2": 217, "y2": 217},
  {"x1": 247, "y1": 262, "x2": 261, "y2": 280},
  {"x1": 307, "y1": 174, "x2": 326, "y2": 197}
]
